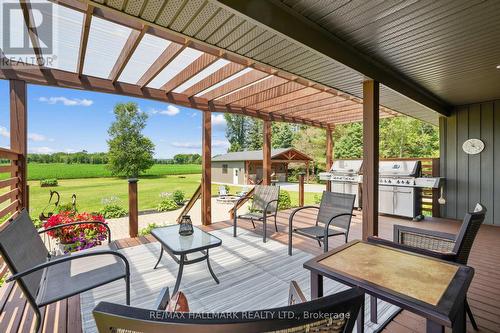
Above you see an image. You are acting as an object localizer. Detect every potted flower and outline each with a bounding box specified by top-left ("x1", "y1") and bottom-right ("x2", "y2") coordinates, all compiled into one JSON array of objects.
[{"x1": 43, "y1": 211, "x2": 108, "y2": 253}]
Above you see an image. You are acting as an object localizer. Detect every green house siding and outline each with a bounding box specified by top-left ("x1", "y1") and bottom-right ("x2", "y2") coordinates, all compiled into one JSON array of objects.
[{"x1": 440, "y1": 100, "x2": 500, "y2": 225}]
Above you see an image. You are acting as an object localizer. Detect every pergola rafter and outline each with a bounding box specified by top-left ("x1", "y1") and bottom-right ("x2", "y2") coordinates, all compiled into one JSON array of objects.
[
  {"x1": 20, "y1": 0, "x2": 44, "y2": 66},
  {"x1": 181, "y1": 62, "x2": 245, "y2": 97},
  {"x1": 161, "y1": 53, "x2": 220, "y2": 92},
  {"x1": 77, "y1": 4, "x2": 93, "y2": 76},
  {"x1": 109, "y1": 25, "x2": 149, "y2": 83}
]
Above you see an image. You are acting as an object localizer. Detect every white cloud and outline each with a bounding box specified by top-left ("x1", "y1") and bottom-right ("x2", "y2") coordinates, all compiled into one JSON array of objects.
[
  {"x1": 150, "y1": 105, "x2": 180, "y2": 116},
  {"x1": 28, "y1": 133, "x2": 48, "y2": 142},
  {"x1": 38, "y1": 96, "x2": 94, "y2": 106},
  {"x1": 29, "y1": 146, "x2": 55, "y2": 154},
  {"x1": 211, "y1": 114, "x2": 226, "y2": 126},
  {"x1": 171, "y1": 142, "x2": 201, "y2": 149},
  {"x1": 0, "y1": 126, "x2": 9, "y2": 138}
]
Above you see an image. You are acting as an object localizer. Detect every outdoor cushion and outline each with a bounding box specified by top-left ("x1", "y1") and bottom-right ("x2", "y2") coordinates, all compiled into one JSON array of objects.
[
  {"x1": 36, "y1": 245, "x2": 127, "y2": 306},
  {"x1": 294, "y1": 225, "x2": 346, "y2": 239}
]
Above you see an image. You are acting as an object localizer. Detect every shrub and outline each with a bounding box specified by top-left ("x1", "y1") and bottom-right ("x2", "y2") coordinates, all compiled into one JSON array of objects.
[
  {"x1": 99, "y1": 204, "x2": 127, "y2": 218},
  {"x1": 278, "y1": 190, "x2": 292, "y2": 210},
  {"x1": 171, "y1": 190, "x2": 185, "y2": 205},
  {"x1": 55, "y1": 202, "x2": 77, "y2": 214},
  {"x1": 40, "y1": 178, "x2": 58, "y2": 187},
  {"x1": 313, "y1": 194, "x2": 322, "y2": 205},
  {"x1": 139, "y1": 223, "x2": 163, "y2": 236},
  {"x1": 157, "y1": 197, "x2": 180, "y2": 212},
  {"x1": 31, "y1": 215, "x2": 43, "y2": 229}
]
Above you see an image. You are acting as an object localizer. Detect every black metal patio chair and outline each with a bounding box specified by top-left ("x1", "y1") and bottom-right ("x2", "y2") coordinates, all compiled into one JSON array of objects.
[
  {"x1": 0, "y1": 209, "x2": 131, "y2": 333},
  {"x1": 288, "y1": 191, "x2": 355, "y2": 255},
  {"x1": 233, "y1": 185, "x2": 280, "y2": 243},
  {"x1": 368, "y1": 203, "x2": 486, "y2": 330},
  {"x1": 93, "y1": 283, "x2": 364, "y2": 333}
]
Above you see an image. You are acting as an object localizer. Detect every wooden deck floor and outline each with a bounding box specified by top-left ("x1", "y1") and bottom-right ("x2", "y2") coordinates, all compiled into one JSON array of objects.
[{"x1": 0, "y1": 210, "x2": 499, "y2": 332}]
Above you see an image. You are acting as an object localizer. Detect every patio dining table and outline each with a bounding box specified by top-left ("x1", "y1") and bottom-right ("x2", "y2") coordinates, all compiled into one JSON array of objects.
[{"x1": 304, "y1": 240, "x2": 474, "y2": 333}]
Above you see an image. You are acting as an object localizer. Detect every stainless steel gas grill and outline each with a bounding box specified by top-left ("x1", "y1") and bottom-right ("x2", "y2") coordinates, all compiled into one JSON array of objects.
[
  {"x1": 378, "y1": 160, "x2": 422, "y2": 219},
  {"x1": 319, "y1": 159, "x2": 363, "y2": 208}
]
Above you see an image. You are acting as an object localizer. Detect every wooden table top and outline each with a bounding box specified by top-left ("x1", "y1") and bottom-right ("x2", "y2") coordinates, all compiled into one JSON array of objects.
[{"x1": 317, "y1": 242, "x2": 459, "y2": 305}]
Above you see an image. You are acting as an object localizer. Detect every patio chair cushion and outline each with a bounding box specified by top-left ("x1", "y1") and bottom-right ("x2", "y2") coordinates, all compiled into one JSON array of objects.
[
  {"x1": 36, "y1": 244, "x2": 127, "y2": 306},
  {"x1": 294, "y1": 225, "x2": 346, "y2": 239},
  {"x1": 0, "y1": 210, "x2": 49, "y2": 299}
]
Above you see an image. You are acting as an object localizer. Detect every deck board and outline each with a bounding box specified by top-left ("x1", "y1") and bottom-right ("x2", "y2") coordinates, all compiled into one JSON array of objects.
[{"x1": 0, "y1": 209, "x2": 498, "y2": 332}]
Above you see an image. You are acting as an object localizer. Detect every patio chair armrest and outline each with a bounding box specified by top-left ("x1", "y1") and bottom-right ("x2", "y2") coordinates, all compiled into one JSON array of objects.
[
  {"x1": 39, "y1": 221, "x2": 112, "y2": 243},
  {"x1": 154, "y1": 287, "x2": 171, "y2": 310},
  {"x1": 367, "y1": 236, "x2": 457, "y2": 261},
  {"x1": 288, "y1": 206, "x2": 319, "y2": 229},
  {"x1": 233, "y1": 196, "x2": 250, "y2": 214},
  {"x1": 6, "y1": 249, "x2": 129, "y2": 283},
  {"x1": 393, "y1": 225, "x2": 456, "y2": 252},
  {"x1": 324, "y1": 213, "x2": 354, "y2": 239},
  {"x1": 289, "y1": 281, "x2": 307, "y2": 305},
  {"x1": 264, "y1": 199, "x2": 279, "y2": 214}
]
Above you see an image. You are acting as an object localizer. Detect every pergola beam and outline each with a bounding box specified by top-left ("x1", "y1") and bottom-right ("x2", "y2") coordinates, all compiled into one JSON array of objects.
[
  {"x1": 181, "y1": 62, "x2": 245, "y2": 97},
  {"x1": 161, "y1": 53, "x2": 220, "y2": 92},
  {"x1": 109, "y1": 25, "x2": 148, "y2": 83},
  {"x1": 77, "y1": 4, "x2": 93, "y2": 76},
  {"x1": 20, "y1": 0, "x2": 44, "y2": 66},
  {"x1": 137, "y1": 42, "x2": 186, "y2": 88},
  {"x1": 216, "y1": 75, "x2": 287, "y2": 105},
  {"x1": 217, "y1": 0, "x2": 452, "y2": 117},
  {"x1": 0, "y1": 64, "x2": 328, "y2": 128},
  {"x1": 199, "y1": 70, "x2": 269, "y2": 100}
]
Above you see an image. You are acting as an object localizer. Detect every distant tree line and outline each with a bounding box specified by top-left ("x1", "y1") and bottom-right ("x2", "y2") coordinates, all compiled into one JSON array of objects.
[{"x1": 26, "y1": 151, "x2": 201, "y2": 165}]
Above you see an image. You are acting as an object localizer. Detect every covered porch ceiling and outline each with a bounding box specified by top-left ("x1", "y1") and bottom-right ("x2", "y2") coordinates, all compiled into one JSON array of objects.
[{"x1": 2, "y1": 0, "x2": 438, "y2": 128}]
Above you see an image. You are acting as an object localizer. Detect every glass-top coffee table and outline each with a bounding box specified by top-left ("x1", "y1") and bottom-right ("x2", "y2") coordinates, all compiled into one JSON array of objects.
[{"x1": 151, "y1": 225, "x2": 222, "y2": 294}]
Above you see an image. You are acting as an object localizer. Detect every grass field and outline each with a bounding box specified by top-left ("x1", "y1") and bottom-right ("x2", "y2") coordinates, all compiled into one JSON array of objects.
[
  {"x1": 25, "y1": 175, "x2": 317, "y2": 219},
  {"x1": 0, "y1": 163, "x2": 202, "y2": 180}
]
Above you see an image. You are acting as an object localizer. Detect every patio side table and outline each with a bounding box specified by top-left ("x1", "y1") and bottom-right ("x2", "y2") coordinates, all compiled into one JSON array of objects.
[
  {"x1": 304, "y1": 240, "x2": 474, "y2": 333},
  {"x1": 151, "y1": 225, "x2": 222, "y2": 294}
]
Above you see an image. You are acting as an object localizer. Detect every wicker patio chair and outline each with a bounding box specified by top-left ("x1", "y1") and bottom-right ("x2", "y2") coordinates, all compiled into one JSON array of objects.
[
  {"x1": 0, "y1": 209, "x2": 131, "y2": 333},
  {"x1": 368, "y1": 203, "x2": 486, "y2": 330},
  {"x1": 288, "y1": 192, "x2": 355, "y2": 255},
  {"x1": 93, "y1": 283, "x2": 364, "y2": 333},
  {"x1": 233, "y1": 185, "x2": 280, "y2": 243}
]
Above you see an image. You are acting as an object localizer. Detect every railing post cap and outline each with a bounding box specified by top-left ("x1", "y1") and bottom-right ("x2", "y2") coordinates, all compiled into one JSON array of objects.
[{"x1": 128, "y1": 178, "x2": 139, "y2": 183}]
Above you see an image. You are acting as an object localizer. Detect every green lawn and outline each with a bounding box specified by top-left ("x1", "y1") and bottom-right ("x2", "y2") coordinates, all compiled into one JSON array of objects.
[
  {"x1": 26, "y1": 175, "x2": 318, "y2": 219},
  {"x1": 0, "y1": 163, "x2": 202, "y2": 180}
]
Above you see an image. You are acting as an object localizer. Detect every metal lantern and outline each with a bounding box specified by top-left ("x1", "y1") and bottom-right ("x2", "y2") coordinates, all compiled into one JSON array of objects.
[{"x1": 179, "y1": 215, "x2": 194, "y2": 236}]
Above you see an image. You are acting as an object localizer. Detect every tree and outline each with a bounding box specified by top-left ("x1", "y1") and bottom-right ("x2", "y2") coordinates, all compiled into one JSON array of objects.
[
  {"x1": 272, "y1": 122, "x2": 296, "y2": 148},
  {"x1": 107, "y1": 102, "x2": 155, "y2": 178},
  {"x1": 224, "y1": 114, "x2": 248, "y2": 152},
  {"x1": 333, "y1": 122, "x2": 363, "y2": 159},
  {"x1": 246, "y1": 118, "x2": 263, "y2": 150}
]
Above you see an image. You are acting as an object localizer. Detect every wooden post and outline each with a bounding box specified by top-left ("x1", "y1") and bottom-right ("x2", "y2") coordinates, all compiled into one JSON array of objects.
[
  {"x1": 362, "y1": 80, "x2": 379, "y2": 240},
  {"x1": 10, "y1": 80, "x2": 28, "y2": 210},
  {"x1": 201, "y1": 110, "x2": 212, "y2": 225},
  {"x1": 298, "y1": 172, "x2": 305, "y2": 206},
  {"x1": 305, "y1": 161, "x2": 310, "y2": 184},
  {"x1": 431, "y1": 158, "x2": 441, "y2": 217},
  {"x1": 128, "y1": 178, "x2": 138, "y2": 238},
  {"x1": 326, "y1": 126, "x2": 333, "y2": 192},
  {"x1": 263, "y1": 120, "x2": 271, "y2": 185}
]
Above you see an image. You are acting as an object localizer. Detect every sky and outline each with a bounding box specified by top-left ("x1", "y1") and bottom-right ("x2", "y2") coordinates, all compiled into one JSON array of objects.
[{"x1": 0, "y1": 80, "x2": 230, "y2": 158}]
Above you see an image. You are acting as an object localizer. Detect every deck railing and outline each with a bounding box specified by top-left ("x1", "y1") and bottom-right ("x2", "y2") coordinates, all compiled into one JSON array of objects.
[{"x1": 0, "y1": 147, "x2": 25, "y2": 282}]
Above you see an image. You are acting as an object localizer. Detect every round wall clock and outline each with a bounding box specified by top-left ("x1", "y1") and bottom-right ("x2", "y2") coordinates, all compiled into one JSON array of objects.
[{"x1": 462, "y1": 138, "x2": 485, "y2": 155}]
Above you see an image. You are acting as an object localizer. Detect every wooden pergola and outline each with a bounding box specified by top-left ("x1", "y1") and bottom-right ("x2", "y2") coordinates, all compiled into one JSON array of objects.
[{"x1": 1, "y1": 0, "x2": 413, "y2": 241}]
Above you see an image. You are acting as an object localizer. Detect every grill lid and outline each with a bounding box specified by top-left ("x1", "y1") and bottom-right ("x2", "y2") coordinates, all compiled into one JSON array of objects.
[
  {"x1": 330, "y1": 159, "x2": 363, "y2": 175},
  {"x1": 379, "y1": 160, "x2": 421, "y2": 177}
]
